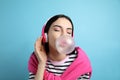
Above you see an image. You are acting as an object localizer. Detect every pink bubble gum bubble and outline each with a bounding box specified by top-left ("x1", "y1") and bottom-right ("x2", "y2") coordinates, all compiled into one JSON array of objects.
[{"x1": 56, "y1": 35, "x2": 75, "y2": 54}]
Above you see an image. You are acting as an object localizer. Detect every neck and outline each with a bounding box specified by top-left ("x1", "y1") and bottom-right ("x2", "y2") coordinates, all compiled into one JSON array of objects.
[{"x1": 48, "y1": 47, "x2": 67, "y2": 61}]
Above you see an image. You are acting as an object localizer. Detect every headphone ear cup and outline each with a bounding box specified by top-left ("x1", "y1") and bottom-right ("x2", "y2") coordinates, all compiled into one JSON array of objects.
[
  {"x1": 41, "y1": 25, "x2": 48, "y2": 43},
  {"x1": 42, "y1": 33, "x2": 48, "y2": 43},
  {"x1": 44, "y1": 33, "x2": 48, "y2": 42}
]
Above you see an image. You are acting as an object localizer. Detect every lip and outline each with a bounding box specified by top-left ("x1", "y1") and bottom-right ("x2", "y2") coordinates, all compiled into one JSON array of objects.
[
  {"x1": 59, "y1": 40, "x2": 67, "y2": 47},
  {"x1": 55, "y1": 35, "x2": 75, "y2": 54}
]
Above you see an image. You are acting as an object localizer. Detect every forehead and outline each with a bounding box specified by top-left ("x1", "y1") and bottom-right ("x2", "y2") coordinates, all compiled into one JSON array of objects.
[{"x1": 50, "y1": 18, "x2": 72, "y2": 28}]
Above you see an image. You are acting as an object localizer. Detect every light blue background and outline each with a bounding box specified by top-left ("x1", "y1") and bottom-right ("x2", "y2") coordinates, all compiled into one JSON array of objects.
[{"x1": 0, "y1": 0, "x2": 120, "y2": 80}]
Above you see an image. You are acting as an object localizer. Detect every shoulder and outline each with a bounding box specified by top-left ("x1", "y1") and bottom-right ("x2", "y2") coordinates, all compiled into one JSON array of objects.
[
  {"x1": 75, "y1": 47, "x2": 88, "y2": 58},
  {"x1": 75, "y1": 46, "x2": 92, "y2": 69},
  {"x1": 75, "y1": 47, "x2": 85, "y2": 53},
  {"x1": 28, "y1": 52, "x2": 38, "y2": 64},
  {"x1": 28, "y1": 52, "x2": 38, "y2": 74},
  {"x1": 75, "y1": 47, "x2": 92, "y2": 77}
]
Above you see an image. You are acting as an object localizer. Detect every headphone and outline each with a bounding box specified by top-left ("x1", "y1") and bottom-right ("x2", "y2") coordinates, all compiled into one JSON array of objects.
[{"x1": 41, "y1": 25, "x2": 48, "y2": 43}]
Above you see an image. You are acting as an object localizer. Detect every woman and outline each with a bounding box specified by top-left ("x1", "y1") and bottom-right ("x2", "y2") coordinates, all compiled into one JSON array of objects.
[{"x1": 28, "y1": 14, "x2": 92, "y2": 80}]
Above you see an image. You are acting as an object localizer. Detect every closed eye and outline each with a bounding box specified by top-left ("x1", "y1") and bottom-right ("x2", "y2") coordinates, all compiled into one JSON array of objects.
[
  {"x1": 67, "y1": 29, "x2": 72, "y2": 35},
  {"x1": 53, "y1": 25, "x2": 61, "y2": 32},
  {"x1": 54, "y1": 27, "x2": 61, "y2": 32},
  {"x1": 67, "y1": 32, "x2": 72, "y2": 34}
]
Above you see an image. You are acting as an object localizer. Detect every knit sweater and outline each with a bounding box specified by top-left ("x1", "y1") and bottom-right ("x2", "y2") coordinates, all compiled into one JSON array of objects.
[{"x1": 28, "y1": 47, "x2": 92, "y2": 80}]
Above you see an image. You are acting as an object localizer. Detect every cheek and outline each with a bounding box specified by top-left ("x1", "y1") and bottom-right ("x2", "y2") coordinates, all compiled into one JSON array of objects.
[
  {"x1": 48, "y1": 29, "x2": 62, "y2": 48},
  {"x1": 48, "y1": 33, "x2": 59, "y2": 48},
  {"x1": 48, "y1": 32, "x2": 60, "y2": 42}
]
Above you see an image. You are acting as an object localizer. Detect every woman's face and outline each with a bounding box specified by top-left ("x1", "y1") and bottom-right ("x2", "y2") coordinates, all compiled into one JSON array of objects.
[{"x1": 48, "y1": 18, "x2": 73, "y2": 50}]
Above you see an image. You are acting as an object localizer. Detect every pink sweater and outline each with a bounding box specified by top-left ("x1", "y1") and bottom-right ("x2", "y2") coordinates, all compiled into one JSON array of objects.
[{"x1": 28, "y1": 47, "x2": 92, "y2": 80}]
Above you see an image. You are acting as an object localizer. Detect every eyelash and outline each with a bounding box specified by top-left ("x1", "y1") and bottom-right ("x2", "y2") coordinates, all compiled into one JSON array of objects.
[
  {"x1": 67, "y1": 32, "x2": 72, "y2": 35},
  {"x1": 54, "y1": 29, "x2": 60, "y2": 31},
  {"x1": 54, "y1": 28, "x2": 72, "y2": 35},
  {"x1": 54, "y1": 28, "x2": 61, "y2": 31}
]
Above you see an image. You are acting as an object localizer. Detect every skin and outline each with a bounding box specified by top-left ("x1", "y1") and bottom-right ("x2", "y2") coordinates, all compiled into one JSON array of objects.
[{"x1": 34, "y1": 18, "x2": 73, "y2": 80}]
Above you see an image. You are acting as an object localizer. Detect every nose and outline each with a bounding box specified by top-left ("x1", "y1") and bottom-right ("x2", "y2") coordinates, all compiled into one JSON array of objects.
[{"x1": 61, "y1": 30, "x2": 67, "y2": 36}]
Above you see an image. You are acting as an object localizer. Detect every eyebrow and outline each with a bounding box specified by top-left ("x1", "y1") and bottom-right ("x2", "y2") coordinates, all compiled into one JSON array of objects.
[
  {"x1": 53, "y1": 25, "x2": 62, "y2": 28},
  {"x1": 53, "y1": 25, "x2": 72, "y2": 30}
]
